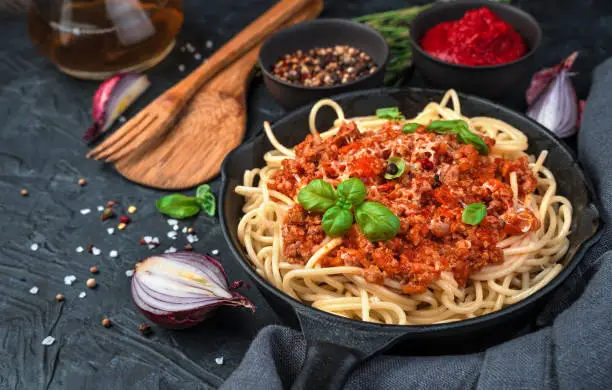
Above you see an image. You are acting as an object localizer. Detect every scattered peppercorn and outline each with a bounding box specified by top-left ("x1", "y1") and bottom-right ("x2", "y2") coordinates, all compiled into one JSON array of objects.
[
  {"x1": 86, "y1": 278, "x2": 97, "y2": 288},
  {"x1": 78, "y1": 178, "x2": 87, "y2": 186},
  {"x1": 184, "y1": 243, "x2": 193, "y2": 251},
  {"x1": 87, "y1": 244, "x2": 94, "y2": 253},
  {"x1": 100, "y1": 207, "x2": 114, "y2": 221},
  {"x1": 138, "y1": 323, "x2": 153, "y2": 336},
  {"x1": 55, "y1": 293, "x2": 64, "y2": 302},
  {"x1": 119, "y1": 215, "x2": 131, "y2": 224},
  {"x1": 271, "y1": 45, "x2": 377, "y2": 88},
  {"x1": 89, "y1": 266, "x2": 99, "y2": 274},
  {"x1": 102, "y1": 318, "x2": 112, "y2": 328},
  {"x1": 20, "y1": 188, "x2": 29, "y2": 197},
  {"x1": 127, "y1": 205, "x2": 137, "y2": 214},
  {"x1": 386, "y1": 163, "x2": 399, "y2": 176},
  {"x1": 187, "y1": 227, "x2": 195, "y2": 234},
  {"x1": 117, "y1": 222, "x2": 127, "y2": 230},
  {"x1": 433, "y1": 174, "x2": 441, "y2": 189},
  {"x1": 139, "y1": 237, "x2": 147, "y2": 245},
  {"x1": 105, "y1": 200, "x2": 117, "y2": 208}
]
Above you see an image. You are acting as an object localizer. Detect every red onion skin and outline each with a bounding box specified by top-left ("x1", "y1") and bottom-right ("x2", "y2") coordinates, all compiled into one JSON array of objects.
[
  {"x1": 83, "y1": 73, "x2": 149, "y2": 144},
  {"x1": 131, "y1": 253, "x2": 254, "y2": 329},
  {"x1": 526, "y1": 52, "x2": 579, "y2": 138}
]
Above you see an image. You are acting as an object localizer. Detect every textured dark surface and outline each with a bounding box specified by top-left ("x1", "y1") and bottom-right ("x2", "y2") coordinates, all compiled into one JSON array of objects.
[{"x1": 0, "y1": 1, "x2": 611, "y2": 389}]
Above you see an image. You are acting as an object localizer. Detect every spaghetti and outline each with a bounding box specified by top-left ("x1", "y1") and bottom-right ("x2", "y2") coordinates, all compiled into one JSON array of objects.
[{"x1": 236, "y1": 90, "x2": 572, "y2": 325}]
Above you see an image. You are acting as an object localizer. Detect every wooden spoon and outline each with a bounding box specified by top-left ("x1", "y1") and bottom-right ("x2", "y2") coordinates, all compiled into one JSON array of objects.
[{"x1": 115, "y1": 1, "x2": 323, "y2": 190}]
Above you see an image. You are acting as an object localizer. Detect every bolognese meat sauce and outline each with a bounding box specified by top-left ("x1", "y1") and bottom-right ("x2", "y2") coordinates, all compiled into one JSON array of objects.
[{"x1": 268, "y1": 121, "x2": 540, "y2": 294}]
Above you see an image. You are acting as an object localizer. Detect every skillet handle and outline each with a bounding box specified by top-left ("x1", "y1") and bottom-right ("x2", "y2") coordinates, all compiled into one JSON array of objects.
[{"x1": 291, "y1": 341, "x2": 360, "y2": 390}]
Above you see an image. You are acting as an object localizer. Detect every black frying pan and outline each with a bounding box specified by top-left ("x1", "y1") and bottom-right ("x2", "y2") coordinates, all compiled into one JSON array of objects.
[{"x1": 219, "y1": 88, "x2": 600, "y2": 390}]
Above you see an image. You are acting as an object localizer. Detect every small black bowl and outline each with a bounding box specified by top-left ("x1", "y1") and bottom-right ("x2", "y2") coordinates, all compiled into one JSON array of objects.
[
  {"x1": 258, "y1": 19, "x2": 390, "y2": 109},
  {"x1": 410, "y1": 0, "x2": 541, "y2": 98}
]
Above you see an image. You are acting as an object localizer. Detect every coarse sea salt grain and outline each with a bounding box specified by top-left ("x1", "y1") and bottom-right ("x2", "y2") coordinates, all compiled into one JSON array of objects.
[
  {"x1": 29, "y1": 286, "x2": 39, "y2": 294},
  {"x1": 152, "y1": 237, "x2": 160, "y2": 245},
  {"x1": 30, "y1": 243, "x2": 39, "y2": 251},
  {"x1": 125, "y1": 269, "x2": 134, "y2": 277},
  {"x1": 76, "y1": 246, "x2": 84, "y2": 253},
  {"x1": 186, "y1": 234, "x2": 199, "y2": 244},
  {"x1": 107, "y1": 228, "x2": 115, "y2": 235},
  {"x1": 178, "y1": 64, "x2": 185, "y2": 72},
  {"x1": 164, "y1": 247, "x2": 177, "y2": 254},
  {"x1": 211, "y1": 249, "x2": 219, "y2": 256},
  {"x1": 144, "y1": 236, "x2": 152, "y2": 244},
  {"x1": 109, "y1": 250, "x2": 118, "y2": 258},
  {"x1": 173, "y1": 225, "x2": 179, "y2": 231},
  {"x1": 180, "y1": 46, "x2": 186, "y2": 52},
  {"x1": 182, "y1": 227, "x2": 187, "y2": 234},
  {"x1": 118, "y1": 116, "x2": 126, "y2": 123},
  {"x1": 167, "y1": 219, "x2": 178, "y2": 226},
  {"x1": 147, "y1": 244, "x2": 156, "y2": 250},
  {"x1": 206, "y1": 40, "x2": 213, "y2": 49},
  {"x1": 185, "y1": 42, "x2": 195, "y2": 53},
  {"x1": 92, "y1": 247, "x2": 101, "y2": 256},
  {"x1": 97, "y1": 205, "x2": 104, "y2": 212},
  {"x1": 194, "y1": 53, "x2": 202, "y2": 60},
  {"x1": 215, "y1": 357, "x2": 224, "y2": 365},
  {"x1": 80, "y1": 208, "x2": 91, "y2": 215},
  {"x1": 78, "y1": 292, "x2": 86, "y2": 298},
  {"x1": 42, "y1": 336, "x2": 55, "y2": 346},
  {"x1": 167, "y1": 231, "x2": 178, "y2": 239},
  {"x1": 64, "y1": 275, "x2": 76, "y2": 285}
]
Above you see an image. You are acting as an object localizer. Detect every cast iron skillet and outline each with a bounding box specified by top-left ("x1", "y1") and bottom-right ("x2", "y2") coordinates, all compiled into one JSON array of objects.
[{"x1": 219, "y1": 88, "x2": 600, "y2": 390}]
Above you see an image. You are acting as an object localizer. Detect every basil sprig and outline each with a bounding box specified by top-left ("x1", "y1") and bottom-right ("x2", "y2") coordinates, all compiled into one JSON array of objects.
[
  {"x1": 376, "y1": 107, "x2": 405, "y2": 120},
  {"x1": 156, "y1": 184, "x2": 216, "y2": 219},
  {"x1": 355, "y1": 202, "x2": 401, "y2": 241},
  {"x1": 297, "y1": 180, "x2": 337, "y2": 212},
  {"x1": 462, "y1": 202, "x2": 487, "y2": 225},
  {"x1": 426, "y1": 120, "x2": 489, "y2": 155},
  {"x1": 298, "y1": 178, "x2": 400, "y2": 241}
]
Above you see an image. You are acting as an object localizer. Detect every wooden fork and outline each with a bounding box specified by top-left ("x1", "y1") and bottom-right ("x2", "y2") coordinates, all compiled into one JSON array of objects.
[{"x1": 86, "y1": 0, "x2": 317, "y2": 162}]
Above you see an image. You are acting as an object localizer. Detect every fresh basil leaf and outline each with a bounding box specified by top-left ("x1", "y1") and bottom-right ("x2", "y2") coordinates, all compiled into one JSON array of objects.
[
  {"x1": 297, "y1": 179, "x2": 337, "y2": 212},
  {"x1": 402, "y1": 123, "x2": 420, "y2": 134},
  {"x1": 322, "y1": 206, "x2": 354, "y2": 237},
  {"x1": 462, "y1": 202, "x2": 487, "y2": 225},
  {"x1": 355, "y1": 201, "x2": 400, "y2": 242},
  {"x1": 196, "y1": 184, "x2": 211, "y2": 200},
  {"x1": 457, "y1": 128, "x2": 489, "y2": 155},
  {"x1": 376, "y1": 107, "x2": 405, "y2": 120},
  {"x1": 384, "y1": 156, "x2": 406, "y2": 180},
  {"x1": 336, "y1": 197, "x2": 353, "y2": 210},
  {"x1": 195, "y1": 184, "x2": 216, "y2": 216},
  {"x1": 156, "y1": 194, "x2": 201, "y2": 219},
  {"x1": 426, "y1": 119, "x2": 467, "y2": 134},
  {"x1": 336, "y1": 178, "x2": 367, "y2": 206}
]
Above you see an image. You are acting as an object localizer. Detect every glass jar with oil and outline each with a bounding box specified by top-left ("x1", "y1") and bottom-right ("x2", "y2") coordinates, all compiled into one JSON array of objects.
[{"x1": 29, "y1": 0, "x2": 183, "y2": 80}]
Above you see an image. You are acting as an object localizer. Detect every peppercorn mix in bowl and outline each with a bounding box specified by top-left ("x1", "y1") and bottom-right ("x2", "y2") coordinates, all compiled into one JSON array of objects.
[{"x1": 259, "y1": 19, "x2": 390, "y2": 109}]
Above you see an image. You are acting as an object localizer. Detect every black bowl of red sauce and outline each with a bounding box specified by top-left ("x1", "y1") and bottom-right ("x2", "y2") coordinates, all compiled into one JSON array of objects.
[{"x1": 410, "y1": 1, "x2": 541, "y2": 98}]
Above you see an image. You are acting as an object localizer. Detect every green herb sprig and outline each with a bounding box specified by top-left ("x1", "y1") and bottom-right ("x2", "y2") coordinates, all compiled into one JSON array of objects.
[
  {"x1": 426, "y1": 120, "x2": 489, "y2": 155},
  {"x1": 156, "y1": 184, "x2": 216, "y2": 219},
  {"x1": 298, "y1": 178, "x2": 400, "y2": 241}
]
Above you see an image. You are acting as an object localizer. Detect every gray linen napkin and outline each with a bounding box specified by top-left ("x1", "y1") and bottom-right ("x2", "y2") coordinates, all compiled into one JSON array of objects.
[{"x1": 222, "y1": 58, "x2": 612, "y2": 390}]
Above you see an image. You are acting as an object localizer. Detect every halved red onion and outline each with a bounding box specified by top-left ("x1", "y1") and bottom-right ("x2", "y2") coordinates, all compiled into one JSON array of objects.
[
  {"x1": 131, "y1": 252, "x2": 254, "y2": 329},
  {"x1": 83, "y1": 73, "x2": 150, "y2": 144},
  {"x1": 526, "y1": 52, "x2": 579, "y2": 138}
]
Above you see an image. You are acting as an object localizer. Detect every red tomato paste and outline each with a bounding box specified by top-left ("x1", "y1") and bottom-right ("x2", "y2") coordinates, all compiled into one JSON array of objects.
[{"x1": 420, "y1": 7, "x2": 527, "y2": 66}]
